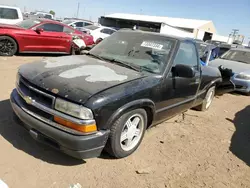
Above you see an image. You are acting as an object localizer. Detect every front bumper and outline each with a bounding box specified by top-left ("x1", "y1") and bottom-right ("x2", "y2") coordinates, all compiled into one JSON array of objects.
[
  {"x1": 232, "y1": 77, "x2": 250, "y2": 93},
  {"x1": 10, "y1": 89, "x2": 110, "y2": 159}
]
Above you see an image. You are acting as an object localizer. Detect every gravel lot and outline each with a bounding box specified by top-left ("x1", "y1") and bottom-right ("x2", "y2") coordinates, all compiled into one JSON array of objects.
[{"x1": 0, "y1": 56, "x2": 250, "y2": 188}]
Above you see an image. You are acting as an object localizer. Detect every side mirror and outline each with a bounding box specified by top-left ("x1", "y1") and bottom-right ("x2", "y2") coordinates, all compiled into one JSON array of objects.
[
  {"x1": 172, "y1": 64, "x2": 195, "y2": 78},
  {"x1": 35, "y1": 28, "x2": 44, "y2": 33}
]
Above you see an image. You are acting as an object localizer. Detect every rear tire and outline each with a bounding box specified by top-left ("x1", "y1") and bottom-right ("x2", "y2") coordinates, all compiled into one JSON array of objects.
[
  {"x1": 194, "y1": 86, "x2": 215, "y2": 111},
  {"x1": 106, "y1": 109, "x2": 147, "y2": 158},
  {"x1": 0, "y1": 36, "x2": 17, "y2": 56}
]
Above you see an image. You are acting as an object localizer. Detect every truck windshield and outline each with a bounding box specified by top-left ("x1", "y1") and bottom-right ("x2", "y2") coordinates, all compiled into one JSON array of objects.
[
  {"x1": 220, "y1": 50, "x2": 250, "y2": 64},
  {"x1": 89, "y1": 31, "x2": 175, "y2": 74}
]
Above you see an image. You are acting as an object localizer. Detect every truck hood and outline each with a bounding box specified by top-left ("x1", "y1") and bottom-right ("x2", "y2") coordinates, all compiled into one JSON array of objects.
[
  {"x1": 209, "y1": 58, "x2": 250, "y2": 74},
  {"x1": 0, "y1": 23, "x2": 24, "y2": 30},
  {"x1": 19, "y1": 55, "x2": 144, "y2": 104}
]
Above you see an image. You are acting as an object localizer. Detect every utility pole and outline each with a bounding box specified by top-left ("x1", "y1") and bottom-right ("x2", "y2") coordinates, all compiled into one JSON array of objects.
[
  {"x1": 232, "y1": 29, "x2": 239, "y2": 41},
  {"x1": 76, "y1": 2, "x2": 80, "y2": 18},
  {"x1": 232, "y1": 29, "x2": 239, "y2": 36}
]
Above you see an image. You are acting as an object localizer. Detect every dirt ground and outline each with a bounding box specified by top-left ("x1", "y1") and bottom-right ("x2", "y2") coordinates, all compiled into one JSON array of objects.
[{"x1": 0, "y1": 55, "x2": 250, "y2": 188}]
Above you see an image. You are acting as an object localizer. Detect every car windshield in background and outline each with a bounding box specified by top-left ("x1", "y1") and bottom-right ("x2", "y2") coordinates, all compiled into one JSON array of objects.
[
  {"x1": 17, "y1": 19, "x2": 41, "y2": 29},
  {"x1": 89, "y1": 32, "x2": 175, "y2": 74},
  {"x1": 84, "y1": 25, "x2": 99, "y2": 30},
  {"x1": 220, "y1": 50, "x2": 250, "y2": 64},
  {"x1": 0, "y1": 8, "x2": 18, "y2": 19}
]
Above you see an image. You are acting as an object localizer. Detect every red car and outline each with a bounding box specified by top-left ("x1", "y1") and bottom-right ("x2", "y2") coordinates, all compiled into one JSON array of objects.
[{"x1": 0, "y1": 19, "x2": 94, "y2": 56}]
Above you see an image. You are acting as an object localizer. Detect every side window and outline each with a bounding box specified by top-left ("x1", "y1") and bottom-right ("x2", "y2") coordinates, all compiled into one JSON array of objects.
[
  {"x1": 100, "y1": 29, "x2": 109, "y2": 34},
  {"x1": 75, "y1": 22, "x2": 83, "y2": 27},
  {"x1": 63, "y1": 26, "x2": 74, "y2": 34},
  {"x1": 173, "y1": 42, "x2": 198, "y2": 68},
  {"x1": 0, "y1": 8, "x2": 18, "y2": 19},
  {"x1": 109, "y1": 30, "x2": 116, "y2": 35},
  {"x1": 83, "y1": 22, "x2": 92, "y2": 26},
  {"x1": 38, "y1": 23, "x2": 63, "y2": 32}
]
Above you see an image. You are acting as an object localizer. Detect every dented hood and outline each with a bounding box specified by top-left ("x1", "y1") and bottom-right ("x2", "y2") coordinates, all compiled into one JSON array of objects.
[{"x1": 18, "y1": 55, "x2": 143, "y2": 104}]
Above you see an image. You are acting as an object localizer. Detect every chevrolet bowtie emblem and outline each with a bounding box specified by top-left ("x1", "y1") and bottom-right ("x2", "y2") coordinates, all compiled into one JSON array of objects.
[{"x1": 23, "y1": 96, "x2": 33, "y2": 104}]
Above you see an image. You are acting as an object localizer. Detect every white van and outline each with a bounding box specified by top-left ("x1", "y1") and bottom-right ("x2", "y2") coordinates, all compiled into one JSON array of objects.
[{"x1": 0, "y1": 5, "x2": 23, "y2": 25}]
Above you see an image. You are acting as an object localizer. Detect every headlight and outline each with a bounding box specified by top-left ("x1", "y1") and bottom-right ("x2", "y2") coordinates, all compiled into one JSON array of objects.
[
  {"x1": 235, "y1": 73, "x2": 250, "y2": 80},
  {"x1": 55, "y1": 98, "x2": 93, "y2": 119}
]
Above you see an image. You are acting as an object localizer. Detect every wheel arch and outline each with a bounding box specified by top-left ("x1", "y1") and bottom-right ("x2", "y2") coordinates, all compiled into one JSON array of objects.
[
  {"x1": 206, "y1": 78, "x2": 221, "y2": 91},
  {"x1": 104, "y1": 99, "x2": 156, "y2": 130}
]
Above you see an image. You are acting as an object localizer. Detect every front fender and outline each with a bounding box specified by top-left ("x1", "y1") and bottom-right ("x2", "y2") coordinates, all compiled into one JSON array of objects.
[
  {"x1": 104, "y1": 99, "x2": 156, "y2": 129},
  {"x1": 216, "y1": 80, "x2": 235, "y2": 95}
]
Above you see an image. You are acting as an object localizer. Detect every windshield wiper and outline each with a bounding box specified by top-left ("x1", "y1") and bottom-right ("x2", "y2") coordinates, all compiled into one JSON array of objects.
[
  {"x1": 86, "y1": 52, "x2": 107, "y2": 61},
  {"x1": 86, "y1": 53, "x2": 142, "y2": 72},
  {"x1": 103, "y1": 57, "x2": 141, "y2": 72}
]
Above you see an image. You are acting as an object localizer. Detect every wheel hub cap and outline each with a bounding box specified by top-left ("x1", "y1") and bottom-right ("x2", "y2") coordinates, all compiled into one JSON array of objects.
[{"x1": 120, "y1": 114, "x2": 144, "y2": 151}]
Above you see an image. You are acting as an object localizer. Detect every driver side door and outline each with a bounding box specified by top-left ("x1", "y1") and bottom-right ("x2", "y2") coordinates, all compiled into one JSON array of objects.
[{"x1": 156, "y1": 41, "x2": 201, "y2": 120}]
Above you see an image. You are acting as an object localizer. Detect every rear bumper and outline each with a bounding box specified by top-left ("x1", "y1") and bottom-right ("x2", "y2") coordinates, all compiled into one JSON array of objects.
[{"x1": 10, "y1": 89, "x2": 110, "y2": 159}]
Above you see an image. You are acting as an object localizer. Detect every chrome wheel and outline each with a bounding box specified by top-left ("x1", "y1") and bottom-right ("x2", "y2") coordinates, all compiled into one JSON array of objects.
[
  {"x1": 120, "y1": 114, "x2": 144, "y2": 151},
  {"x1": 206, "y1": 89, "x2": 215, "y2": 109}
]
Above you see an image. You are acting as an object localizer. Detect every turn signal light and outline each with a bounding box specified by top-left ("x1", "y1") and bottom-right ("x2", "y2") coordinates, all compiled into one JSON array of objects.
[{"x1": 54, "y1": 116, "x2": 97, "y2": 133}]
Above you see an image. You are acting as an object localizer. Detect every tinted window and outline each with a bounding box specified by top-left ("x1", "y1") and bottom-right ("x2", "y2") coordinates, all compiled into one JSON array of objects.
[
  {"x1": 63, "y1": 26, "x2": 74, "y2": 33},
  {"x1": 38, "y1": 23, "x2": 63, "y2": 32},
  {"x1": 83, "y1": 22, "x2": 92, "y2": 26},
  {"x1": 103, "y1": 29, "x2": 115, "y2": 35},
  {"x1": 218, "y1": 47, "x2": 230, "y2": 57},
  {"x1": 101, "y1": 29, "x2": 110, "y2": 34},
  {"x1": 0, "y1": 8, "x2": 18, "y2": 19},
  {"x1": 109, "y1": 30, "x2": 116, "y2": 34},
  {"x1": 174, "y1": 42, "x2": 198, "y2": 67},
  {"x1": 75, "y1": 22, "x2": 83, "y2": 27}
]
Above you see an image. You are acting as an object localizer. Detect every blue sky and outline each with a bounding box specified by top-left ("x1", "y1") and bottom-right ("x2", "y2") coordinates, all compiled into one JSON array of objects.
[{"x1": 3, "y1": 0, "x2": 250, "y2": 43}]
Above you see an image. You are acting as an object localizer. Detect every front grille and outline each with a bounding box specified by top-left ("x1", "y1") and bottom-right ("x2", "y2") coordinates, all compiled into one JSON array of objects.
[
  {"x1": 19, "y1": 78, "x2": 54, "y2": 108},
  {"x1": 15, "y1": 76, "x2": 94, "y2": 136},
  {"x1": 17, "y1": 93, "x2": 53, "y2": 120},
  {"x1": 17, "y1": 78, "x2": 55, "y2": 120}
]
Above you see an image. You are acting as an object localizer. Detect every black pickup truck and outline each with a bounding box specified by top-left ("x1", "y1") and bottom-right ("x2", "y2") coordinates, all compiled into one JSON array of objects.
[{"x1": 10, "y1": 30, "x2": 234, "y2": 159}]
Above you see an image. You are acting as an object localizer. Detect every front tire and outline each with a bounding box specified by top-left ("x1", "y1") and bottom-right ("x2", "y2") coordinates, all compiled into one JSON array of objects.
[
  {"x1": 0, "y1": 36, "x2": 17, "y2": 56},
  {"x1": 106, "y1": 109, "x2": 147, "y2": 158},
  {"x1": 195, "y1": 86, "x2": 215, "y2": 111}
]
